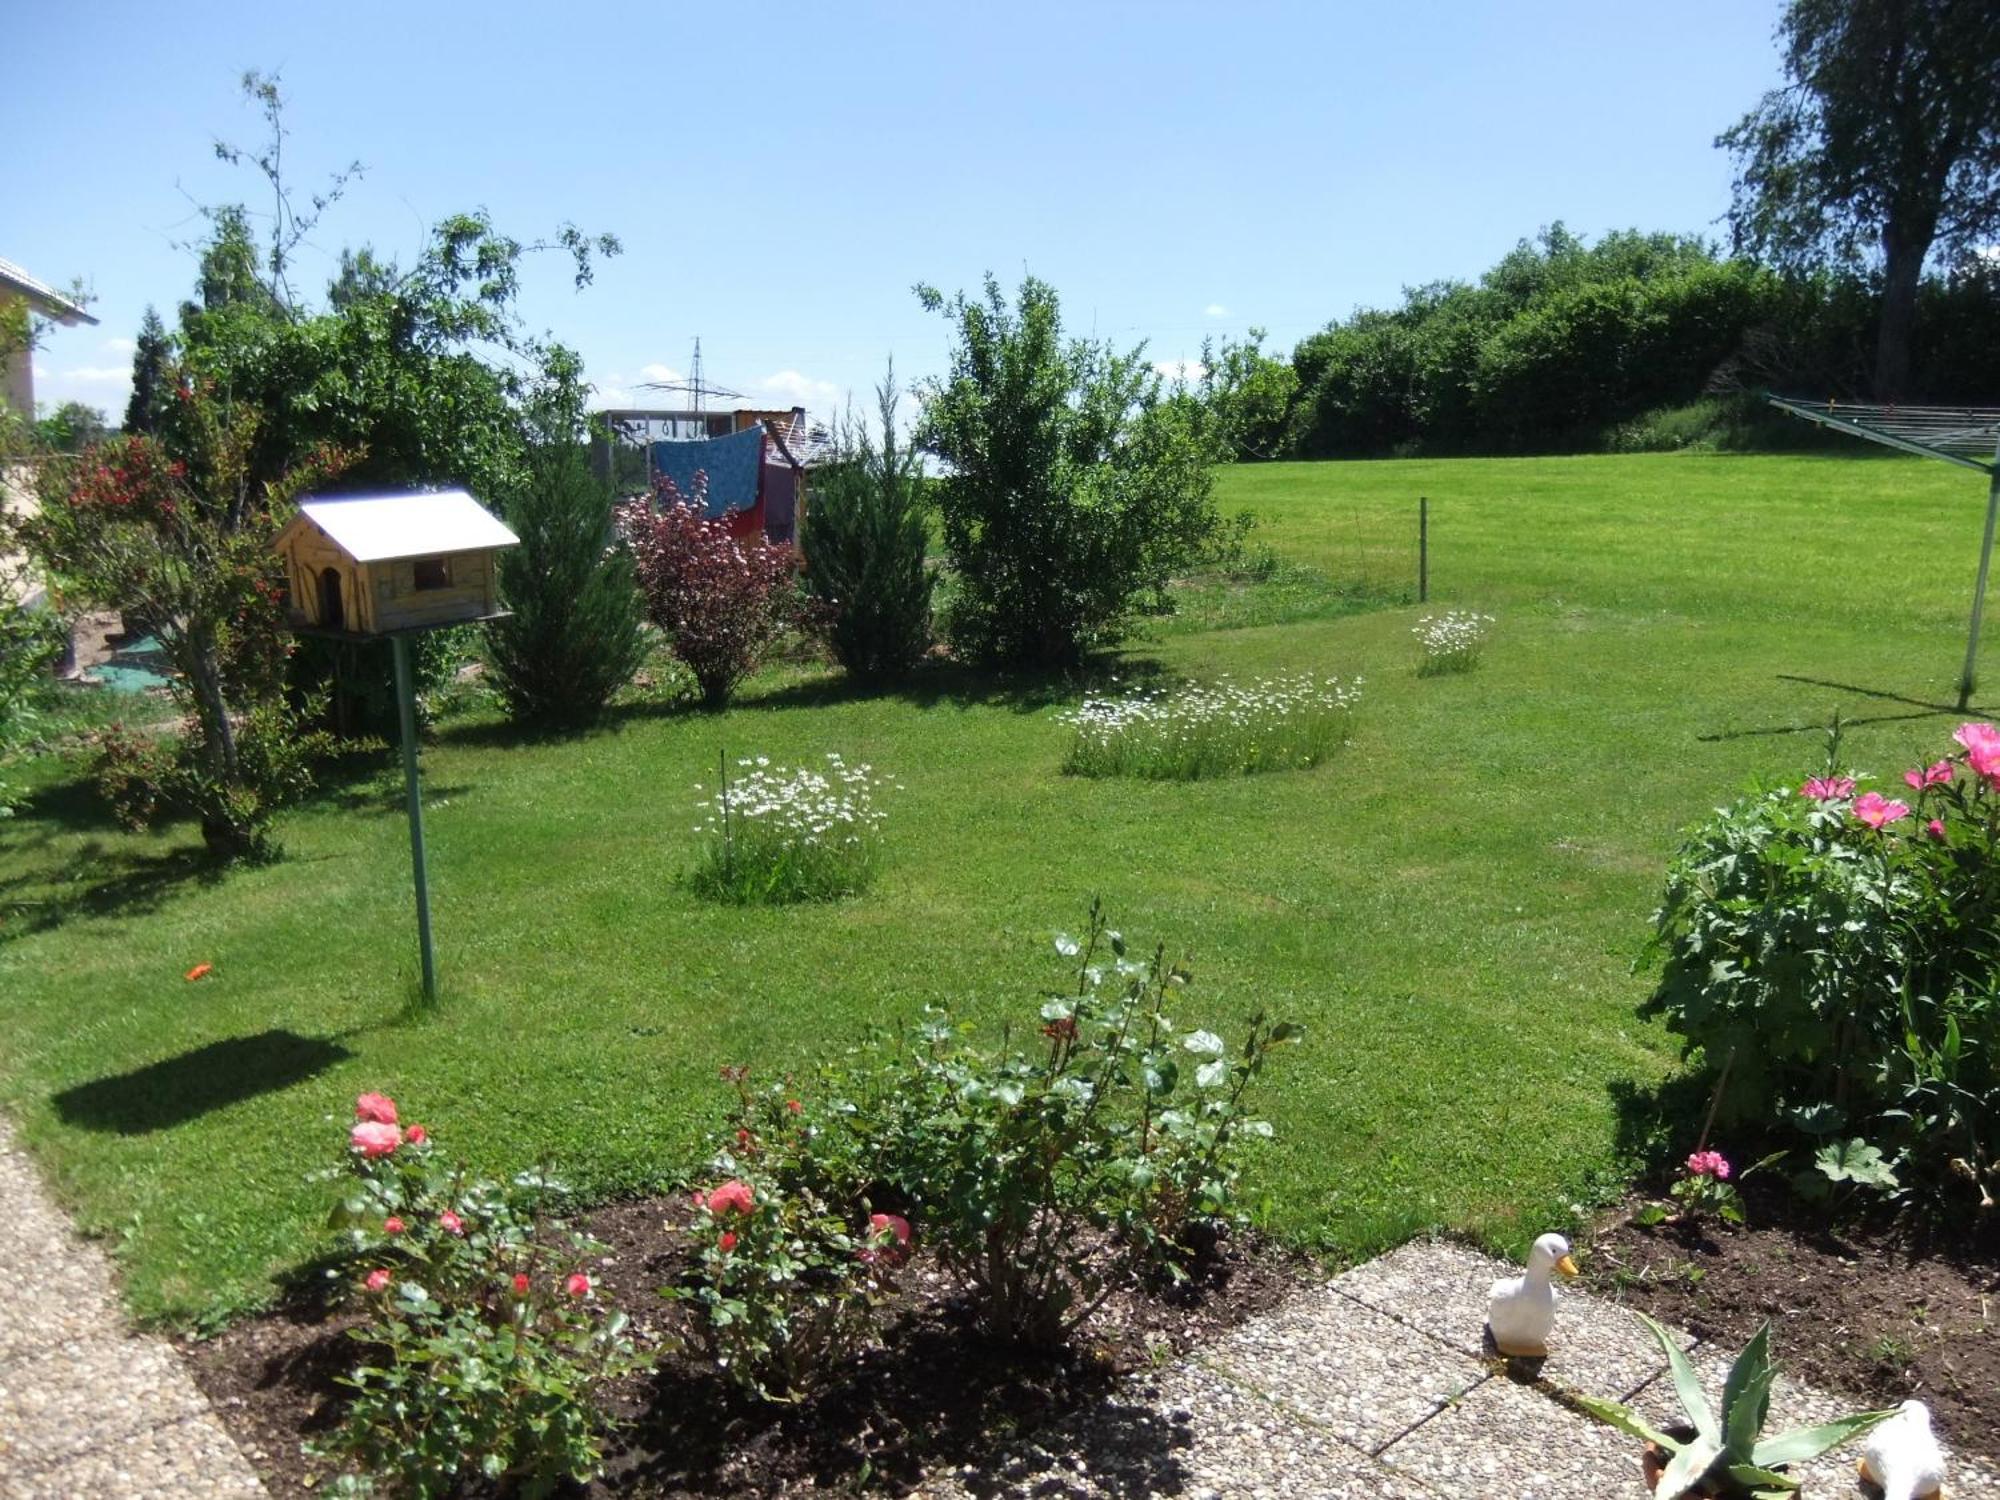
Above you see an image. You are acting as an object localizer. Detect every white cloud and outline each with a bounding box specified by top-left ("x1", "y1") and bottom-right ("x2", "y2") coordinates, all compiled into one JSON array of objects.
[
  {"x1": 31, "y1": 363, "x2": 47, "y2": 380},
  {"x1": 638, "y1": 362, "x2": 683, "y2": 385},
  {"x1": 1153, "y1": 359, "x2": 1207, "y2": 384},
  {"x1": 103, "y1": 336, "x2": 135, "y2": 355},
  {"x1": 754, "y1": 369, "x2": 841, "y2": 407},
  {"x1": 61, "y1": 365, "x2": 132, "y2": 386},
  {"x1": 1204, "y1": 304, "x2": 1228, "y2": 318}
]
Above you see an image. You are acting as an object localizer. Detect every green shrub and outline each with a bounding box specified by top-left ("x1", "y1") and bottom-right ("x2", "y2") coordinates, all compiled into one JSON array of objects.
[
  {"x1": 1641, "y1": 726, "x2": 2000, "y2": 1210},
  {"x1": 799, "y1": 364, "x2": 934, "y2": 682},
  {"x1": 871, "y1": 901, "x2": 1301, "y2": 1347},
  {"x1": 915, "y1": 273, "x2": 1224, "y2": 667},
  {"x1": 1060, "y1": 673, "x2": 1360, "y2": 780},
  {"x1": 486, "y1": 439, "x2": 646, "y2": 728},
  {"x1": 0, "y1": 595, "x2": 62, "y2": 818},
  {"x1": 315, "y1": 1092, "x2": 637, "y2": 1498}
]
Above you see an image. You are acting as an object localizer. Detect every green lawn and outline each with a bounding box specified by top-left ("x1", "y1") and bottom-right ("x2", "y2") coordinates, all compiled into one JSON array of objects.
[{"x1": 2, "y1": 451, "x2": 1990, "y2": 1327}]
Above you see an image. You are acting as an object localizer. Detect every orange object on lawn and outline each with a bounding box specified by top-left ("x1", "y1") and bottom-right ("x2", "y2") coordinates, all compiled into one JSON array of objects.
[{"x1": 185, "y1": 962, "x2": 214, "y2": 982}]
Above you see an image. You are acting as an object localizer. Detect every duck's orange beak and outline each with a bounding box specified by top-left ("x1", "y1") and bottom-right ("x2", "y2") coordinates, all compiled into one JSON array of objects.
[{"x1": 1555, "y1": 1254, "x2": 1580, "y2": 1277}]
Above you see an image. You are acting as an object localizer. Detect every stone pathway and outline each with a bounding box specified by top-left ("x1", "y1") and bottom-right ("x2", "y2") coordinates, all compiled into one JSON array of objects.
[
  {"x1": 920, "y1": 1240, "x2": 2000, "y2": 1500},
  {"x1": 0, "y1": 1119, "x2": 266, "y2": 1499}
]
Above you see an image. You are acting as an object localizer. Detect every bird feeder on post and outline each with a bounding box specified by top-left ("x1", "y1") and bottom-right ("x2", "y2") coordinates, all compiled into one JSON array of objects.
[{"x1": 274, "y1": 490, "x2": 519, "y2": 999}]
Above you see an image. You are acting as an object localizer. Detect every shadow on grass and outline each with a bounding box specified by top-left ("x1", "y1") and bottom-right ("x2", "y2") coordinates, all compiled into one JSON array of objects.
[
  {"x1": 0, "y1": 840, "x2": 226, "y2": 946},
  {"x1": 50, "y1": 1030, "x2": 354, "y2": 1135},
  {"x1": 1697, "y1": 676, "x2": 2000, "y2": 743},
  {"x1": 1607, "y1": 1069, "x2": 1722, "y2": 1182}
]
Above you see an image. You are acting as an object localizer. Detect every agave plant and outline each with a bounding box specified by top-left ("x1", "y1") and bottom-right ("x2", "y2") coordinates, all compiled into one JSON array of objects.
[{"x1": 1573, "y1": 1314, "x2": 1897, "y2": 1498}]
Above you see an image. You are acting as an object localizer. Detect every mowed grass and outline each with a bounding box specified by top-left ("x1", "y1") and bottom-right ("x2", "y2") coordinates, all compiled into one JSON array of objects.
[{"x1": 2, "y1": 451, "x2": 1991, "y2": 1326}]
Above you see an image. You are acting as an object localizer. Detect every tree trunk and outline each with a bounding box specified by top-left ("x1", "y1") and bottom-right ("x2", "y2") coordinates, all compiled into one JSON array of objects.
[{"x1": 1873, "y1": 224, "x2": 1928, "y2": 402}]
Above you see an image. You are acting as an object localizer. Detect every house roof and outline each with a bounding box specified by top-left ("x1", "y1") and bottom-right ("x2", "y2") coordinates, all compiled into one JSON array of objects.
[
  {"x1": 295, "y1": 490, "x2": 519, "y2": 563},
  {"x1": 0, "y1": 258, "x2": 98, "y2": 325}
]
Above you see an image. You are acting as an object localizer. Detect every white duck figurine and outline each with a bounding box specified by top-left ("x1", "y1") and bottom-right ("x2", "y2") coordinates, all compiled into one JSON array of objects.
[
  {"x1": 1485, "y1": 1232, "x2": 1578, "y2": 1357},
  {"x1": 1860, "y1": 1399, "x2": 1946, "y2": 1500}
]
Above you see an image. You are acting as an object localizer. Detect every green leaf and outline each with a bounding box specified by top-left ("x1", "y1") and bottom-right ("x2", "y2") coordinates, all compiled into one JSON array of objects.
[
  {"x1": 1638, "y1": 1311, "x2": 1717, "y2": 1442},
  {"x1": 1182, "y1": 1030, "x2": 1225, "y2": 1057},
  {"x1": 1814, "y1": 1138, "x2": 1899, "y2": 1188},
  {"x1": 1656, "y1": 1432, "x2": 1722, "y2": 1500},
  {"x1": 1724, "y1": 1463, "x2": 1797, "y2": 1493},
  {"x1": 1633, "y1": 1203, "x2": 1670, "y2": 1227},
  {"x1": 1570, "y1": 1392, "x2": 1680, "y2": 1450},
  {"x1": 1751, "y1": 1409, "x2": 1899, "y2": 1467}
]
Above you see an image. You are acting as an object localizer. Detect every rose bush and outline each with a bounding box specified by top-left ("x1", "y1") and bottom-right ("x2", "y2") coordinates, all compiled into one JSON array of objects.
[
  {"x1": 1642, "y1": 724, "x2": 2000, "y2": 1210},
  {"x1": 315, "y1": 1094, "x2": 636, "y2": 1497}
]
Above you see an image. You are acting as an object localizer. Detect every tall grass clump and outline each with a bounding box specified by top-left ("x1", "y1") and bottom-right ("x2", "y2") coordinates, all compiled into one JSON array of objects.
[
  {"x1": 690, "y1": 754, "x2": 896, "y2": 904},
  {"x1": 1413, "y1": 611, "x2": 1494, "y2": 675},
  {"x1": 1060, "y1": 673, "x2": 1360, "y2": 781}
]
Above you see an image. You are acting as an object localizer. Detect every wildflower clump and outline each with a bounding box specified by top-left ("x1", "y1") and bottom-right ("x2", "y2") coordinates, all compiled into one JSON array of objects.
[
  {"x1": 1412, "y1": 610, "x2": 1494, "y2": 675},
  {"x1": 1060, "y1": 672, "x2": 1360, "y2": 780},
  {"x1": 690, "y1": 752, "x2": 897, "y2": 904}
]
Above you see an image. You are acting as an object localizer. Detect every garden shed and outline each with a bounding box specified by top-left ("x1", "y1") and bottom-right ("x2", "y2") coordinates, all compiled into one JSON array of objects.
[{"x1": 276, "y1": 490, "x2": 518, "y2": 636}]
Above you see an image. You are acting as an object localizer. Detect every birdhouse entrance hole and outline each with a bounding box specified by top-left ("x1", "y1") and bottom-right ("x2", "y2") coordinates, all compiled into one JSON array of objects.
[{"x1": 319, "y1": 567, "x2": 345, "y2": 630}]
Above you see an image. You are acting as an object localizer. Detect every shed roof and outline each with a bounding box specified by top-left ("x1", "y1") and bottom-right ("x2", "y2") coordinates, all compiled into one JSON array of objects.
[
  {"x1": 0, "y1": 258, "x2": 98, "y2": 325},
  {"x1": 296, "y1": 490, "x2": 519, "y2": 563}
]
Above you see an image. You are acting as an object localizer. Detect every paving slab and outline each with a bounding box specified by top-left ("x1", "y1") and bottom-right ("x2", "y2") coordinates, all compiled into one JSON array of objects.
[
  {"x1": 1377, "y1": 1371, "x2": 1644, "y2": 1499},
  {"x1": 1330, "y1": 1237, "x2": 1684, "y2": 1400},
  {"x1": 1202, "y1": 1285, "x2": 1487, "y2": 1454},
  {"x1": 24, "y1": 1411, "x2": 269, "y2": 1500},
  {"x1": 920, "y1": 1361, "x2": 1442, "y2": 1500}
]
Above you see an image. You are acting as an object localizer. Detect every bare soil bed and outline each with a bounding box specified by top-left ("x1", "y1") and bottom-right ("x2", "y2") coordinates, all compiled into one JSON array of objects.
[
  {"x1": 183, "y1": 1196, "x2": 1314, "y2": 1497},
  {"x1": 1583, "y1": 1180, "x2": 1999, "y2": 1465}
]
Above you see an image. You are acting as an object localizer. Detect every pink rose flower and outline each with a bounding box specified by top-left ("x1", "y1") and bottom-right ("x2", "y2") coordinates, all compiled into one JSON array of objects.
[
  {"x1": 354, "y1": 1093, "x2": 399, "y2": 1126},
  {"x1": 404, "y1": 1124, "x2": 427, "y2": 1146},
  {"x1": 718, "y1": 1230, "x2": 738, "y2": 1253},
  {"x1": 864, "y1": 1212, "x2": 913, "y2": 1266},
  {"x1": 350, "y1": 1121, "x2": 403, "y2": 1159},
  {"x1": 1904, "y1": 760, "x2": 1953, "y2": 791},
  {"x1": 364, "y1": 1268, "x2": 392, "y2": 1293},
  {"x1": 1799, "y1": 776, "x2": 1856, "y2": 801},
  {"x1": 565, "y1": 1272, "x2": 591, "y2": 1298},
  {"x1": 383, "y1": 1216, "x2": 405, "y2": 1235},
  {"x1": 1852, "y1": 791, "x2": 1911, "y2": 830},
  {"x1": 512, "y1": 1273, "x2": 530, "y2": 1295},
  {"x1": 439, "y1": 1210, "x2": 465, "y2": 1236},
  {"x1": 707, "y1": 1179, "x2": 755, "y2": 1216}
]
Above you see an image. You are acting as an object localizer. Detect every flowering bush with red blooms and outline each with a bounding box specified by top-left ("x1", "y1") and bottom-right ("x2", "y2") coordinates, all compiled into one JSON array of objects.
[
  {"x1": 1644, "y1": 722, "x2": 2000, "y2": 1212},
  {"x1": 28, "y1": 392, "x2": 348, "y2": 860},
  {"x1": 617, "y1": 473, "x2": 801, "y2": 708},
  {"x1": 315, "y1": 1093, "x2": 637, "y2": 1498}
]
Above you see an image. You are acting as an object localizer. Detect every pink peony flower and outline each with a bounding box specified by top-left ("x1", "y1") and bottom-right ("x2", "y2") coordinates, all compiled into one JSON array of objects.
[
  {"x1": 1799, "y1": 776, "x2": 1856, "y2": 801},
  {"x1": 350, "y1": 1121, "x2": 403, "y2": 1159},
  {"x1": 1685, "y1": 1150, "x2": 1731, "y2": 1180},
  {"x1": 707, "y1": 1179, "x2": 755, "y2": 1216},
  {"x1": 383, "y1": 1217, "x2": 405, "y2": 1236},
  {"x1": 1928, "y1": 818, "x2": 1947, "y2": 841},
  {"x1": 364, "y1": 1268, "x2": 392, "y2": 1293},
  {"x1": 718, "y1": 1230, "x2": 738, "y2": 1253},
  {"x1": 354, "y1": 1093, "x2": 398, "y2": 1125},
  {"x1": 439, "y1": 1210, "x2": 465, "y2": 1236},
  {"x1": 1954, "y1": 722, "x2": 2000, "y2": 756},
  {"x1": 1905, "y1": 760, "x2": 1953, "y2": 791},
  {"x1": 404, "y1": 1124, "x2": 427, "y2": 1146},
  {"x1": 1853, "y1": 791, "x2": 1912, "y2": 830},
  {"x1": 512, "y1": 1273, "x2": 530, "y2": 1296},
  {"x1": 565, "y1": 1272, "x2": 591, "y2": 1298}
]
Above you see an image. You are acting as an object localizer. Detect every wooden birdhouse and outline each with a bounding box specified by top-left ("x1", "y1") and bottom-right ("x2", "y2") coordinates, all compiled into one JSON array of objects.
[{"x1": 275, "y1": 490, "x2": 519, "y2": 636}]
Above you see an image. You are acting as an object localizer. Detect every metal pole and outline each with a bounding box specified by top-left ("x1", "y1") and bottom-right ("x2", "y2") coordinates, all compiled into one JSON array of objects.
[
  {"x1": 1960, "y1": 464, "x2": 2000, "y2": 711},
  {"x1": 1419, "y1": 496, "x2": 1429, "y2": 603},
  {"x1": 392, "y1": 634, "x2": 437, "y2": 1000}
]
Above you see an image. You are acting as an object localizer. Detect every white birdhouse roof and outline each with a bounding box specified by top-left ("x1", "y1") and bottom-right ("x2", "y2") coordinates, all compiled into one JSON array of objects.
[{"x1": 293, "y1": 490, "x2": 519, "y2": 564}]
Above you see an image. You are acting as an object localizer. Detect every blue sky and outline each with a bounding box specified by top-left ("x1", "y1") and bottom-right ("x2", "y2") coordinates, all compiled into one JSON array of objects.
[{"x1": 10, "y1": 0, "x2": 1788, "y2": 423}]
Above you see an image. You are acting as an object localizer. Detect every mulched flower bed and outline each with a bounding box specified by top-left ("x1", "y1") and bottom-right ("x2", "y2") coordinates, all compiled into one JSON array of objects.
[
  {"x1": 1583, "y1": 1178, "x2": 1999, "y2": 1465},
  {"x1": 182, "y1": 1195, "x2": 1315, "y2": 1497}
]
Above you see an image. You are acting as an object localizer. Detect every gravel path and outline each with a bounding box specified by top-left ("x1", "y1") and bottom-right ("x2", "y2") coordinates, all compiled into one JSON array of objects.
[
  {"x1": 921, "y1": 1239, "x2": 2000, "y2": 1500},
  {"x1": 0, "y1": 1118, "x2": 266, "y2": 1499}
]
